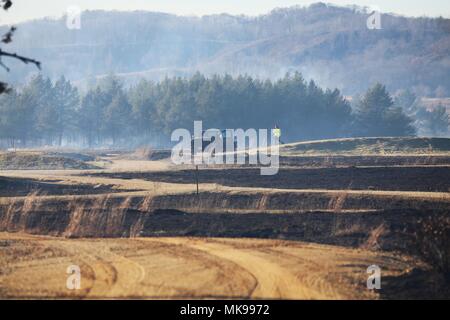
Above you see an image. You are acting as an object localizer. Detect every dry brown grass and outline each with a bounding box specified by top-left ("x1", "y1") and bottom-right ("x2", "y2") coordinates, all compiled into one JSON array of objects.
[
  {"x1": 21, "y1": 190, "x2": 45, "y2": 215},
  {"x1": 362, "y1": 224, "x2": 387, "y2": 250},
  {"x1": 138, "y1": 195, "x2": 153, "y2": 212},
  {"x1": 328, "y1": 192, "x2": 348, "y2": 213}
]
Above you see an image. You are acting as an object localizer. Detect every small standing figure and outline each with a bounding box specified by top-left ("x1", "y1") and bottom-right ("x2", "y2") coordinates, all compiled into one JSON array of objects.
[{"x1": 273, "y1": 124, "x2": 283, "y2": 144}]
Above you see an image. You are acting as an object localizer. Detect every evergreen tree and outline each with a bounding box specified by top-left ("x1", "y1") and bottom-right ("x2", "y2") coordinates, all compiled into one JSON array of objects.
[
  {"x1": 129, "y1": 79, "x2": 156, "y2": 140},
  {"x1": 103, "y1": 92, "x2": 131, "y2": 144},
  {"x1": 53, "y1": 76, "x2": 79, "y2": 145},
  {"x1": 0, "y1": 90, "x2": 20, "y2": 148},
  {"x1": 78, "y1": 88, "x2": 104, "y2": 147},
  {"x1": 355, "y1": 83, "x2": 415, "y2": 137},
  {"x1": 22, "y1": 75, "x2": 54, "y2": 144}
]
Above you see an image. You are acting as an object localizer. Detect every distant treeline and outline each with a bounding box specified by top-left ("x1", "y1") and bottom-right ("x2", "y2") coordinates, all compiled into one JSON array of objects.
[{"x1": 0, "y1": 72, "x2": 448, "y2": 148}]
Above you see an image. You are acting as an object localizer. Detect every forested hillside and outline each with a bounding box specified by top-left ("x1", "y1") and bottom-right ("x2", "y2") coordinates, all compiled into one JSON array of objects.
[{"x1": 2, "y1": 3, "x2": 450, "y2": 95}]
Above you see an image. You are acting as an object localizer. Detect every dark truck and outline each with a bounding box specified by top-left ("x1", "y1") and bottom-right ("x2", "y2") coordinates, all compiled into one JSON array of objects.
[{"x1": 191, "y1": 130, "x2": 237, "y2": 154}]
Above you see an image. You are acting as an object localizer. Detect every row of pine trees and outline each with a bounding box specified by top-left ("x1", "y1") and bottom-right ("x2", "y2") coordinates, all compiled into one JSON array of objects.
[{"x1": 0, "y1": 72, "x2": 448, "y2": 148}]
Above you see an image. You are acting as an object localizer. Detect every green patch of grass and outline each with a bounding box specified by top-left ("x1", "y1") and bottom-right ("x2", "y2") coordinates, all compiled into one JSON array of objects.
[{"x1": 282, "y1": 137, "x2": 450, "y2": 155}]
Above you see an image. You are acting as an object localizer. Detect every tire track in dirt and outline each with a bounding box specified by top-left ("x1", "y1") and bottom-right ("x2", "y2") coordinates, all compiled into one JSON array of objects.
[
  {"x1": 45, "y1": 237, "x2": 256, "y2": 299},
  {"x1": 133, "y1": 239, "x2": 258, "y2": 299},
  {"x1": 51, "y1": 241, "x2": 146, "y2": 298},
  {"x1": 158, "y1": 238, "x2": 329, "y2": 299},
  {"x1": 260, "y1": 247, "x2": 343, "y2": 299}
]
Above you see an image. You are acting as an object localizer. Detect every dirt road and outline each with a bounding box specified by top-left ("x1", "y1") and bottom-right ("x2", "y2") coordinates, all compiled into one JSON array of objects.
[{"x1": 0, "y1": 232, "x2": 416, "y2": 299}]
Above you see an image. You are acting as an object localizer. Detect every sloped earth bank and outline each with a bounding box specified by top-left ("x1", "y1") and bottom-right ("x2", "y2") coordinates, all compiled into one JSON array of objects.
[
  {"x1": 0, "y1": 192, "x2": 449, "y2": 252},
  {"x1": 280, "y1": 137, "x2": 450, "y2": 154}
]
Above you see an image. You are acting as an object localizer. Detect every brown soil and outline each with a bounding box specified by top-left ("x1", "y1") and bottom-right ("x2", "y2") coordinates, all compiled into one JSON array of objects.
[{"x1": 1, "y1": 233, "x2": 434, "y2": 299}]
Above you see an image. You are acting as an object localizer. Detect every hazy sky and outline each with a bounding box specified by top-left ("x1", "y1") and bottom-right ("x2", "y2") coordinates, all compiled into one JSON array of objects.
[{"x1": 1, "y1": 0, "x2": 449, "y2": 24}]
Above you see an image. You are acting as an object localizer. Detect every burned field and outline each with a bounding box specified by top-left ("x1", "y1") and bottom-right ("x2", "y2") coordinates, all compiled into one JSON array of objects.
[{"x1": 90, "y1": 165, "x2": 450, "y2": 192}]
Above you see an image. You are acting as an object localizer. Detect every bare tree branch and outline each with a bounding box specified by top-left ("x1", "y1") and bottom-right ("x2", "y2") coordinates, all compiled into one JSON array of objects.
[
  {"x1": 0, "y1": 49, "x2": 41, "y2": 70},
  {"x1": 0, "y1": 0, "x2": 41, "y2": 94}
]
